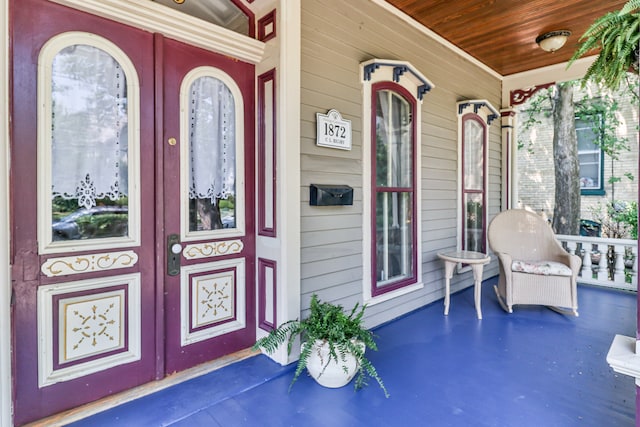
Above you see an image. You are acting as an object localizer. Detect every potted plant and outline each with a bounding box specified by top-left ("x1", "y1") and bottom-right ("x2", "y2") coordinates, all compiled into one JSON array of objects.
[
  {"x1": 252, "y1": 294, "x2": 389, "y2": 397},
  {"x1": 569, "y1": 0, "x2": 640, "y2": 92}
]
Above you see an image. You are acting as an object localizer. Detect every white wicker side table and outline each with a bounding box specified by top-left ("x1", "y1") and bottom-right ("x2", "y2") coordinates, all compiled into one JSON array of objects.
[{"x1": 437, "y1": 250, "x2": 490, "y2": 319}]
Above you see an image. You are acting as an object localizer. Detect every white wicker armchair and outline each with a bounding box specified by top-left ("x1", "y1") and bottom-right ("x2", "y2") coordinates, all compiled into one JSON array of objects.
[{"x1": 487, "y1": 209, "x2": 580, "y2": 316}]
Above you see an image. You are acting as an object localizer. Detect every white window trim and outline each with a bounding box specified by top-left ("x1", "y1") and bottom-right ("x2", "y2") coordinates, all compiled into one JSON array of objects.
[
  {"x1": 576, "y1": 117, "x2": 604, "y2": 193},
  {"x1": 360, "y1": 59, "x2": 434, "y2": 305},
  {"x1": 456, "y1": 100, "x2": 498, "y2": 271}
]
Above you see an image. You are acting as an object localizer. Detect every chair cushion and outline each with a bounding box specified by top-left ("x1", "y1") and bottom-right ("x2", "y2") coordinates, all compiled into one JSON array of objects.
[{"x1": 511, "y1": 260, "x2": 572, "y2": 277}]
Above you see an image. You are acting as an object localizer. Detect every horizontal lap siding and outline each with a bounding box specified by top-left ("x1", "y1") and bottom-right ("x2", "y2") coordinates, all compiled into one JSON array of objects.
[{"x1": 301, "y1": 0, "x2": 501, "y2": 324}]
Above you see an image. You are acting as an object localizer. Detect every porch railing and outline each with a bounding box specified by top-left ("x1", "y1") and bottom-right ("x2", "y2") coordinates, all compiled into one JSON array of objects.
[{"x1": 556, "y1": 234, "x2": 637, "y2": 292}]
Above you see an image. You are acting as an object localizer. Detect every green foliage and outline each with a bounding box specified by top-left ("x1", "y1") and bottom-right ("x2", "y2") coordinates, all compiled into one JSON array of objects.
[
  {"x1": 52, "y1": 195, "x2": 128, "y2": 219},
  {"x1": 75, "y1": 212, "x2": 128, "y2": 239},
  {"x1": 253, "y1": 294, "x2": 389, "y2": 397},
  {"x1": 590, "y1": 200, "x2": 638, "y2": 239},
  {"x1": 569, "y1": 0, "x2": 640, "y2": 94},
  {"x1": 517, "y1": 86, "x2": 554, "y2": 153},
  {"x1": 517, "y1": 81, "x2": 634, "y2": 190},
  {"x1": 575, "y1": 96, "x2": 629, "y2": 161}
]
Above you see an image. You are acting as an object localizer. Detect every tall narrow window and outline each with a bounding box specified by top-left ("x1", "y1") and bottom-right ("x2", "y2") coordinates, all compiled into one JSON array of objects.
[
  {"x1": 372, "y1": 83, "x2": 416, "y2": 296},
  {"x1": 462, "y1": 116, "x2": 485, "y2": 253},
  {"x1": 361, "y1": 59, "x2": 433, "y2": 302},
  {"x1": 456, "y1": 100, "x2": 498, "y2": 258}
]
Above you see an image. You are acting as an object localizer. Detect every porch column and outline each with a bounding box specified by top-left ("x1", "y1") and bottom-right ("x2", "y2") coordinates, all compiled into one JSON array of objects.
[
  {"x1": 268, "y1": 0, "x2": 301, "y2": 365},
  {"x1": 500, "y1": 108, "x2": 516, "y2": 210},
  {"x1": 0, "y1": 0, "x2": 11, "y2": 425}
]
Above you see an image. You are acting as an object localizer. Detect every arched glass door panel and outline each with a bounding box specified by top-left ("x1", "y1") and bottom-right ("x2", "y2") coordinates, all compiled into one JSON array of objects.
[
  {"x1": 180, "y1": 67, "x2": 245, "y2": 241},
  {"x1": 38, "y1": 33, "x2": 140, "y2": 253}
]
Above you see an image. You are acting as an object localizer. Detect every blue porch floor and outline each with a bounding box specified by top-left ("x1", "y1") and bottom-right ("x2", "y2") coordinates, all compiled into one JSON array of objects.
[{"x1": 67, "y1": 278, "x2": 636, "y2": 427}]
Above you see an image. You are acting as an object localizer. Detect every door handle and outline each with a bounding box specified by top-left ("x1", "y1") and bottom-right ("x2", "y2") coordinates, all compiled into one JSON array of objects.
[{"x1": 167, "y1": 234, "x2": 182, "y2": 276}]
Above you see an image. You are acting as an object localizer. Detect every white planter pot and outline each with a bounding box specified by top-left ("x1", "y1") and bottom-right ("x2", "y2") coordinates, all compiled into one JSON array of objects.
[{"x1": 303, "y1": 339, "x2": 364, "y2": 388}]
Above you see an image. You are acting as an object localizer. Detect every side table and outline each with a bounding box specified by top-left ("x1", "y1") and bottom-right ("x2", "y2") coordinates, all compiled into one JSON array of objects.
[{"x1": 437, "y1": 250, "x2": 490, "y2": 319}]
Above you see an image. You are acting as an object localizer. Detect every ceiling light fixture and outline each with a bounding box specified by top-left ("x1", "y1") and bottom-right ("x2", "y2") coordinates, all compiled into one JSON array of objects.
[{"x1": 535, "y1": 30, "x2": 571, "y2": 53}]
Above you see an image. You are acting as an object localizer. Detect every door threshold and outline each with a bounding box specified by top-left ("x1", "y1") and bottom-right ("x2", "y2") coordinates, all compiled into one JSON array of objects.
[{"x1": 25, "y1": 347, "x2": 260, "y2": 427}]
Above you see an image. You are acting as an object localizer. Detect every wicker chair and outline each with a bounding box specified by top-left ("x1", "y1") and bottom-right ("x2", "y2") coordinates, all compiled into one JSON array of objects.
[{"x1": 487, "y1": 209, "x2": 580, "y2": 316}]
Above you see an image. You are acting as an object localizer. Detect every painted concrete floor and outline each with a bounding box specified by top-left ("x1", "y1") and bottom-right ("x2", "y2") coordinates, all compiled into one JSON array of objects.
[{"x1": 67, "y1": 279, "x2": 637, "y2": 427}]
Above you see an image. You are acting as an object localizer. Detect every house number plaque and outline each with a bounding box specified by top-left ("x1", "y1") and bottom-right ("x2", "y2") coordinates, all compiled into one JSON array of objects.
[{"x1": 316, "y1": 109, "x2": 352, "y2": 150}]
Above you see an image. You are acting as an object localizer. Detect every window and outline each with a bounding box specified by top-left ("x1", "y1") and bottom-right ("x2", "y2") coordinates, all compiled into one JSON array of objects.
[
  {"x1": 372, "y1": 83, "x2": 416, "y2": 295},
  {"x1": 462, "y1": 115, "x2": 486, "y2": 253},
  {"x1": 576, "y1": 117, "x2": 604, "y2": 195},
  {"x1": 360, "y1": 59, "x2": 434, "y2": 302},
  {"x1": 456, "y1": 100, "x2": 498, "y2": 258}
]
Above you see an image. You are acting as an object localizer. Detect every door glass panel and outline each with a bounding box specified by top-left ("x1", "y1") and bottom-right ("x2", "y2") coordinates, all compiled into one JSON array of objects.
[
  {"x1": 50, "y1": 44, "x2": 129, "y2": 241},
  {"x1": 188, "y1": 76, "x2": 236, "y2": 232}
]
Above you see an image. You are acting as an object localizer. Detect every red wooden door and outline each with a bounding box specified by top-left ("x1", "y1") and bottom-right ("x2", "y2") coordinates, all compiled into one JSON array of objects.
[
  {"x1": 159, "y1": 37, "x2": 255, "y2": 374},
  {"x1": 10, "y1": 1, "x2": 255, "y2": 424}
]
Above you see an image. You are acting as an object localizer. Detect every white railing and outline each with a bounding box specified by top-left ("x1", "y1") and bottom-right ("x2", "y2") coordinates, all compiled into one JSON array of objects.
[{"x1": 557, "y1": 234, "x2": 637, "y2": 292}]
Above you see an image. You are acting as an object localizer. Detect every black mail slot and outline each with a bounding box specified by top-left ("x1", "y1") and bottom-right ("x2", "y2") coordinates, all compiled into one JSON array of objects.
[{"x1": 310, "y1": 184, "x2": 353, "y2": 206}]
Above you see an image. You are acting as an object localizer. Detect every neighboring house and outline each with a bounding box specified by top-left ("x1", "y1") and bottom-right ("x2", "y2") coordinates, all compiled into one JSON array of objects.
[
  {"x1": 0, "y1": 0, "x2": 635, "y2": 425},
  {"x1": 515, "y1": 83, "x2": 639, "y2": 235}
]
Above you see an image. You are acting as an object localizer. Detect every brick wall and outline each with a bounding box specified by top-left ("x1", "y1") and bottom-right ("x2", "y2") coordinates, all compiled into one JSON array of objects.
[{"x1": 516, "y1": 81, "x2": 638, "y2": 228}]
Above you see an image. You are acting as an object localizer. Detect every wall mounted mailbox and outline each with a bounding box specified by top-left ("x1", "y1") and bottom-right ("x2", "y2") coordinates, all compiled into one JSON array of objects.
[{"x1": 310, "y1": 184, "x2": 353, "y2": 206}]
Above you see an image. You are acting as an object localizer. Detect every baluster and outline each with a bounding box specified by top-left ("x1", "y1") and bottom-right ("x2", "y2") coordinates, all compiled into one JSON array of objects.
[
  {"x1": 596, "y1": 244, "x2": 609, "y2": 281},
  {"x1": 613, "y1": 244, "x2": 626, "y2": 283},
  {"x1": 580, "y1": 243, "x2": 592, "y2": 279},
  {"x1": 565, "y1": 240, "x2": 578, "y2": 256},
  {"x1": 630, "y1": 246, "x2": 638, "y2": 288}
]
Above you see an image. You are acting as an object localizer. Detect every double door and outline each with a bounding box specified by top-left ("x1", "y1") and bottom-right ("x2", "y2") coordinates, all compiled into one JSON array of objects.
[{"x1": 11, "y1": 1, "x2": 255, "y2": 424}]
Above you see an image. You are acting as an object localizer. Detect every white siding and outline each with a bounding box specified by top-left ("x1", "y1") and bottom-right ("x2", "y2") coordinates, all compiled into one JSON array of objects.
[{"x1": 300, "y1": 0, "x2": 501, "y2": 325}]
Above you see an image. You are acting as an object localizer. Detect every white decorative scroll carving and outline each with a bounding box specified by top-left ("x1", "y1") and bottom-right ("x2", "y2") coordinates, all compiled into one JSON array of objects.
[
  {"x1": 41, "y1": 250, "x2": 138, "y2": 277},
  {"x1": 182, "y1": 240, "x2": 243, "y2": 260}
]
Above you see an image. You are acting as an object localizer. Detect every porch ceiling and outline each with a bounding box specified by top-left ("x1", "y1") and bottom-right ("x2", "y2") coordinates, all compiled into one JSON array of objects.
[{"x1": 384, "y1": 0, "x2": 630, "y2": 76}]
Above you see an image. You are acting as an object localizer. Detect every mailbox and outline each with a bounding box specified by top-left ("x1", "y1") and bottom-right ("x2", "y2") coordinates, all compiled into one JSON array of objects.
[{"x1": 309, "y1": 184, "x2": 354, "y2": 206}]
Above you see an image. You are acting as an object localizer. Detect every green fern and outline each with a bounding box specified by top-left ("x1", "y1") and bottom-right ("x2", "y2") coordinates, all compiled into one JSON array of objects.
[
  {"x1": 252, "y1": 294, "x2": 389, "y2": 397},
  {"x1": 569, "y1": 0, "x2": 640, "y2": 92}
]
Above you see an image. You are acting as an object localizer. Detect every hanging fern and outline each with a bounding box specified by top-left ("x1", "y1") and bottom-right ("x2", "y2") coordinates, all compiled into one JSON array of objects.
[{"x1": 569, "y1": 0, "x2": 640, "y2": 93}]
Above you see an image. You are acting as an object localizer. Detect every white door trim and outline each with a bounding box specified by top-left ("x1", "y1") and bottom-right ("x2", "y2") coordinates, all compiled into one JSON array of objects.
[
  {"x1": 0, "y1": 0, "x2": 12, "y2": 423},
  {"x1": 49, "y1": 0, "x2": 265, "y2": 64}
]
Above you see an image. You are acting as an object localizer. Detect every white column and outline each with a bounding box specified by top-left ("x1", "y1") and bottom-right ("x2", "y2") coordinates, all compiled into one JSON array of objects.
[
  {"x1": 0, "y1": 0, "x2": 12, "y2": 424},
  {"x1": 500, "y1": 108, "x2": 516, "y2": 210},
  {"x1": 273, "y1": 0, "x2": 301, "y2": 365}
]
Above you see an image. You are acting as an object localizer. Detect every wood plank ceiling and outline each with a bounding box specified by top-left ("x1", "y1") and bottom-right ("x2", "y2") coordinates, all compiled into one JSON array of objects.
[{"x1": 384, "y1": 0, "x2": 630, "y2": 76}]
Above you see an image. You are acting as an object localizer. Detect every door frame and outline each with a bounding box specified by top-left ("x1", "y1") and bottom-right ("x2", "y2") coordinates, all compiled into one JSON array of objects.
[
  {"x1": 49, "y1": 0, "x2": 264, "y2": 64},
  {"x1": 0, "y1": 0, "x2": 10, "y2": 424},
  {"x1": 2, "y1": 0, "x2": 304, "y2": 424}
]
